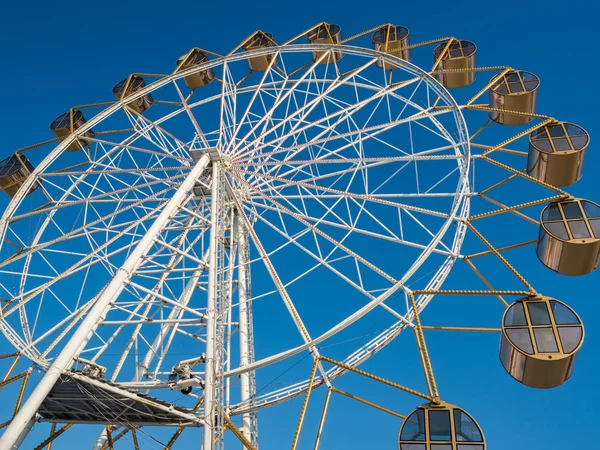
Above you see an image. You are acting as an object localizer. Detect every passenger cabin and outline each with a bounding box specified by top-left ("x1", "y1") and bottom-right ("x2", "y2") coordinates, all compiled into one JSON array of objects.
[
  {"x1": 371, "y1": 25, "x2": 411, "y2": 69},
  {"x1": 433, "y1": 40, "x2": 476, "y2": 88},
  {"x1": 176, "y1": 49, "x2": 215, "y2": 89},
  {"x1": 242, "y1": 32, "x2": 277, "y2": 72},
  {"x1": 489, "y1": 70, "x2": 539, "y2": 125},
  {"x1": 399, "y1": 402, "x2": 485, "y2": 449},
  {"x1": 527, "y1": 122, "x2": 589, "y2": 187},
  {"x1": 307, "y1": 23, "x2": 343, "y2": 64},
  {"x1": 537, "y1": 199, "x2": 600, "y2": 275},
  {"x1": 0, "y1": 153, "x2": 38, "y2": 198},
  {"x1": 501, "y1": 296, "x2": 583, "y2": 388},
  {"x1": 112, "y1": 75, "x2": 154, "y2": 114},
  {"x1": 50, "y1": 109, "x2": 95, "y2": 152}
]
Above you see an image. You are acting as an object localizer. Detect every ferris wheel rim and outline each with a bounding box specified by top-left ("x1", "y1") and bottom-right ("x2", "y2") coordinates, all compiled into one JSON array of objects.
[{"x1": 0, "y1": 43, "x2": 473, "y2": 418}]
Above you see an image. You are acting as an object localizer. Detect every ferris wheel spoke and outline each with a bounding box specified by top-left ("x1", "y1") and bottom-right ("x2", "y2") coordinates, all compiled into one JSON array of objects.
[
  {"x1": 131, "y1": 113, "x2": 187, "y2": 155},
  {"x1": 233, "y1": 174, "x2": 398, "y2": 287},
  {"x1": 10, "y1": 213, "x2": 170, "y2": 304},
  {"x1": 272, "y1": 64, "x2": 408, "y2": 161},
  {"x1": 4, "y1": 236, "x2": 146, "y2": 339},
  {"x1": 90, "y1": 136, "x2": 191, "y2": 164},
  {"x1": 270, "y1": 93, "x2": 361, "y2": 183},
  {"x1": 29, "y1": 143, "x2": 127, "y2": 206},
  {"x1": 72, "y1": 176, "x2": 134, "y2": 216},
  {"x1": 241, "y1": 108, "x2": 344, "y2": 187},
  {"x1": 96, "y1": 201, "x2": 208, "y2": 324},
  {"x1": 41, "y1": 165, "x2": 190, "y2": 177},
  {"x1": 236, "y1": 168, "x2": 450, "y2": 221},
  {"x1": 1, "y1": 195, "x2": 173, "y2": 327},
  {"x1": 225, "y1": 176, "x2": 332, "y2": 387},
  {"x1": 232, "y1": 72, "x2": 328, "y2": 163},
  {"x1": 75, "y1": 175, "x2": 153, "y2": 244},
  {"x1": 250, "y1": 154, "x2": 410, "y2": 194},
  {"x1": 130, "y1": 119, "x2": 178, "y2": 158},
  {"x1": 250, "y1": 83, "x2": 302, "y2": 162},
  {"x1": 128, "y1": 113, "x2": 193, "y2": 164},
  {"x1": 233, "y1": 71, "x2": 422, "y2": 161},
  {"x1": 218, "y1": 62, "x2": 238, "y2": 149},
  {"x1": 237, "y1": 136, "x2": 459, "y2": 181},
  {"x1": 224, "y1": 50, "x2": 284, "y2": 154},
  {"x1": 253, "y1": 179, "x2": 352, "y2": 262},
  {"x1": 171, "y1": 79, "x2": 210, "y2": 148},
  {"x1": 241, "y1": 151, "x2": 466, "y2": 169},
  {"x1": 237, "y1": 73, "x2": 431, "y2": 164},
  {"x1": 1, "y1": 181, "x2": 183, "y2": 270},
  {"x1": 117, "y1": 149, "x2": 179, "y2": 196},
  {"x1": 330, "y1": 191, "x2": 456, "y2": 256},
  {"x1": 235, "y1": 106, "x2": 455, "y2": 169},
  {"x1": 13, "y1": 174, "x2": 182, "y2": 224},
  {"x1": 70, "y1": 165, "x2": 181, "y2": 211},
  {"x1": 246, "y1": 197, "x2": 453, "y2": 277},
  {"x1": 229, "y1": 50, "x2": 339, "y2": 156},
  {"x1": 244, "y1": 245, "x2": 406, "y2": 326},
  {"x1": 32, "y1": 146, "x2": 190, "y2": 241}
]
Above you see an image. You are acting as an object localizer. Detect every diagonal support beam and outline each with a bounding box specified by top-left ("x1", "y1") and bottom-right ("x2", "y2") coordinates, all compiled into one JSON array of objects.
[
  {"x1": 33, "y1": 424, "x2": 72, "y2": 450},
  {"x1": 222, "y1": 412, "x2": 257, "y2": 450}
]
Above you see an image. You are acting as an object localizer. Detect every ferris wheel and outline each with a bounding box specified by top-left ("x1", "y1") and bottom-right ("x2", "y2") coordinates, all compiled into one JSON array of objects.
[{"x1": 0, "y1": 22, "x2": 595, "y2": 449}]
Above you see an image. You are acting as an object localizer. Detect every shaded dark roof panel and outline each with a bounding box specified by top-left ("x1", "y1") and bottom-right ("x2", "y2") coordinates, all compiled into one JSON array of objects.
[{"x1": 38, "y1": 372, "x2": 202, "y2": 427}]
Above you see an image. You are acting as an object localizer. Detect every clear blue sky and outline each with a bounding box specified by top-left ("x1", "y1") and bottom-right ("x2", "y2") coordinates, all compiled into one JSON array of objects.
[{"x1": 1, "y1": 0, "x2": 599, "y2": 449}]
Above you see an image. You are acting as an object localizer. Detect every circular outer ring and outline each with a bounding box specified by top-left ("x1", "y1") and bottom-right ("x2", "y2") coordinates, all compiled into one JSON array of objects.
[{"x1": 0, "y1": 44, "x2": 472, "y2": 415}]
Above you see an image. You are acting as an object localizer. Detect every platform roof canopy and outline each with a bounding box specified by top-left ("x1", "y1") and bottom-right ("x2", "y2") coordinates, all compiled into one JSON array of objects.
[{"x1": 38, "y1": 373, "x2": 202, "y2": 427}]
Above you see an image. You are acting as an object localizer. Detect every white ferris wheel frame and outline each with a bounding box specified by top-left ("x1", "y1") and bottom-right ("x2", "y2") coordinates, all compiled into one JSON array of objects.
[{"x1": 0, "y1": 44, "x2": 472, "y2": 449}]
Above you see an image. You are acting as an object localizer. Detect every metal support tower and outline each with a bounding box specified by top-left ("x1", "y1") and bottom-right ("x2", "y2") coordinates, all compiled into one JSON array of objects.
[
  {"x1": 236, "y1": 215, "x2": 258, "y2": 448},
  {"x1": 203, "y1": 160, "x2": 221, "y2": 450},
  {"x1": 214, "y1": 183, "x2": 236, "y2": 450},
  {"x1": 204, "y1": 152, "x2": 237, "y2": 450}
]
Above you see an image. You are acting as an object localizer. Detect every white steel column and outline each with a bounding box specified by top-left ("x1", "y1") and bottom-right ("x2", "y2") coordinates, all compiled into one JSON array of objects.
[
  {"x1": 203, "y1": 161, "x2": 220, "y2": 450},
  {"x1": 0, "y1": 154, "x2": 211, "y2": 450},
  {"x1": 236, "y1": 215, "x2": 252, "y2": 447},
  {"x1": 13, "y1": 418, "x2": 35, "y2": 449}
]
